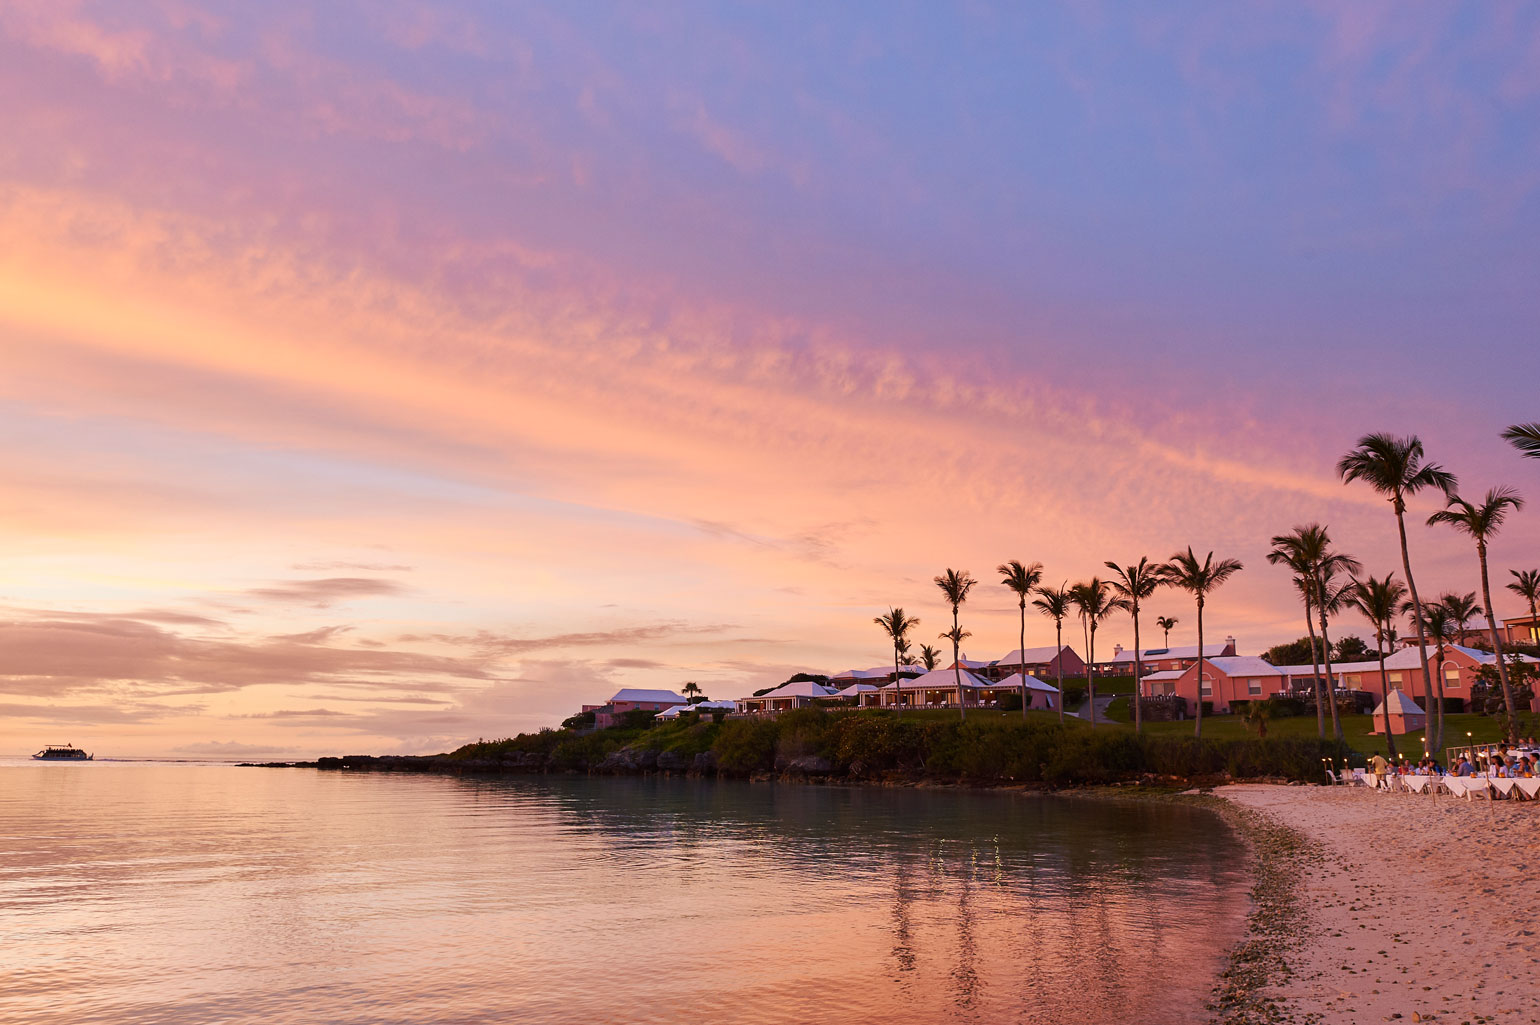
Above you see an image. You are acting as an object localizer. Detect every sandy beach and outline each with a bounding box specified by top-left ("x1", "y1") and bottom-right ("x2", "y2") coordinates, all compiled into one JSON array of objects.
[{"x1": 1220, "y1": 784, "x2": 1540, "y2": 1024}]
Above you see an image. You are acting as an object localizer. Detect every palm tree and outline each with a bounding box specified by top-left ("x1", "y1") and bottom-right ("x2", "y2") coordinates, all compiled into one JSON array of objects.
[
  {"x1": 1506, "y1": 569, "x2": 1540, "y2": 650},
  {"x1": 1267, "y1": 525, "x2": 1361, "y2": 742},
  {"x1": 1106, "y1": 557, "x2": 1161, "y2": 735},
  {"x1": 1155, "y1": 615, "x2": 1178, "y2": 647},
  {"x1": 934, "y1": 569, "x2": 977, "y2": 720},
  {"x1": 1269, "y1": 548, "x2": 1327, "y2": 739},
  {"x1": 1501, "y1": 423, "x2": 1540, "y2": 460},
  {"x1": 998, "y1": 559, "x2": 1045, "y2": 719},
  {"x1": 1033, "y1": 583, "x2": 1073, "y2": 724},
  {"x1": 1338, "y1": 433, "x2": 1455, "y2": 745},
  {"x1": 1161, "y1": 548, "x2": 1243, "y2": 739},
  {"x1": 1347, "y1": 574, "x2": 1407, "y2": 759},
  {"x1": 919, "y1": 643, "x2": 941, "y2": 671},
  {"x1": 682, "y1": 680, "x2": 703, "y2": 703},
  {"x1": 875, "y1": 607, "x2": 920, "y2": 716},
  {"x1": 1429, "y1": 487, "x2": 1526, "y2": 740},
  {"x1": 1069, "y1": 578, "x2": 1120, "y2": 729}
]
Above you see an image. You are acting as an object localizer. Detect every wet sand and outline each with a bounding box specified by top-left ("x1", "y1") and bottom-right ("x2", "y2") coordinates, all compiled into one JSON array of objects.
[{"x1": 1220, "y1": 784, "x2": 1540, "y2": 1024}]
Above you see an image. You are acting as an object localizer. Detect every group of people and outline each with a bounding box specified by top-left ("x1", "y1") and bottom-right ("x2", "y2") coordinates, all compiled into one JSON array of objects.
[{"x1": 1360, "y1": 742, "x2": 1540, "y2": 795}]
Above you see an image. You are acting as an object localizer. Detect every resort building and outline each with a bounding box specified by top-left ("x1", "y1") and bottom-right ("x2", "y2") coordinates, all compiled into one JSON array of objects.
[
  {"x1": 829, "y1": 665, "x2": 924, "y2": 686},
  {"x1": 1138, "y1": 655, "x2": 1281, "y2": 714},
  {"x1": 878, "y1": 668, "x2": 993, "y2": 709},
  {"x1": 829, "y1": 682, "x2": 886, "y2": 707},
  {"x1": 989, "y1": 645, "x2": 1086, "y2": 682},
  {"x1": 991, "y1": 673, "x2": 1062, "y2": 712},
  {"x1": 586, "y1": 688, "x2": 691, "y2": 729},
  {"x1": 655, "y1": 699, "x2": 736, "y2": 720},
  {"x1": 1103, "y1": 638, "x2": 1237, "y2": 675},
  {"x1": 735, "y1": 680, "x2": 840, "y2": 714}
]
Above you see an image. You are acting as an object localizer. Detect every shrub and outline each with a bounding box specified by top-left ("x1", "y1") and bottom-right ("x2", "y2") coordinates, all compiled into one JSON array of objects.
[{"x1": 712, "y1": 718, "x2": 779, "y2": 775}]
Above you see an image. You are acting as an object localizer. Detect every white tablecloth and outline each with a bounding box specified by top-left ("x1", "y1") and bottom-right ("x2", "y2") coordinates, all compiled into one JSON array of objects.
[
  {"x1": 1399, "y1": 775, "x2": 1434, "y2": 794},
  {"x1": 1443, "y1": 777, "x2": 1491, "y2": 799}
]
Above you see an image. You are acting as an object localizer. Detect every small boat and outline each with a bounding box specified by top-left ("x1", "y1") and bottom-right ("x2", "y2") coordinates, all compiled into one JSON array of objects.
[{"x1": 32, "y1": 744, "x2": 93, "y2": 761}]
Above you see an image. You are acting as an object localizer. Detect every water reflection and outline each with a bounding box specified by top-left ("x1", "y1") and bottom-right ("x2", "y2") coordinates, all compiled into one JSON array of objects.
[{"x1": 0, "y1": 765, "x2": 1249, "y2": 1025}]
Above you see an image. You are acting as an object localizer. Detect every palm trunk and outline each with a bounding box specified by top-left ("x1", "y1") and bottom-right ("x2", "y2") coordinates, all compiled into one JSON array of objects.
[
  {"x1": 1081, "y1": 616, "x2": 1092, "y2": 727},
  {"x1": 1394, "y1": 503, "x2": 1438, "y2": 752},
  {"x1": 1193, "y1": 599, "x2": 1204, "y2": 739},
  {"x1": 1087, "y1": 622, "x2": 1097, "y2": 729},
  {"x1": 1316, "y1": 569, "x2": 1343, "y2": 742},
  {"x1": 953, "y1": 605, "x2": 965, "y2": 722},
  {"x1": 1132, "y1": 608, "x2": 1143, "y2": 735},
  {"x1": 1433, "y1": 645, "x2": 1446, "y2": 756},
  {"x1": 1019, "y1": 601, "x2": 1028, "y2": 719},
  {"x1": 1375, "y1": 635, "x2": 1397, "y2": 760},
  {"x1": 1476, "y1": 541, "x2": 1518, "y2": 740},
  {"x1": 1054, "y1": 620, "x2": 1065, "y2": 724},
  {"x1": 894, "y1": 642, "x2": 902, "y2": 718},
  {"x1": 1304, "y1": 599, "x2": 1324, "y2": 739}
]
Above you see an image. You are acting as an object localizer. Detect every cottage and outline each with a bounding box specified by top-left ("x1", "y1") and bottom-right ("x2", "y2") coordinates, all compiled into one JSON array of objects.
[
  {"x1": 736, "y1": 680, "x2": 840, "y2": 714},
  {"x1": 1369, "y1": 689, "x2": 1427, "y2": 735},
  {"x1": 589, "y1": 688, "x2": 690, "y2": 729},
  {"x1": 879, "y1": 668, "x2": 992, "y2": 709},
  {"x1": 1137, "y1": 655, "x2": 1281, "y2": 714},
  {"x1": 1104, "y1": 638, "x2": 1237, "y2": 675},
  {"x1": 989, "y1": 645, "x2": 1086, "y2": 682},
  {"x1": 988, "y1": 673, "x2": 1062, "y2": 711}
]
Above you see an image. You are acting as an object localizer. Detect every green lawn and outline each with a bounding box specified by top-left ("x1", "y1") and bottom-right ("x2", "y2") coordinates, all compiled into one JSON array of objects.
[{"x1": 1133, "y1": 711, "x2": 1507, "y2": 759}]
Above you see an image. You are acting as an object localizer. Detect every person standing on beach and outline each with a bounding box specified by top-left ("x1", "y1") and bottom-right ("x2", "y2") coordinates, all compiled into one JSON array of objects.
[{"x1": 1371, "y1": 753, "x2": 1389, "y2": 789}]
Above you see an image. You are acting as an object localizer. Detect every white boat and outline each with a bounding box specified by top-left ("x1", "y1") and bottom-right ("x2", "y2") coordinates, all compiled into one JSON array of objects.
[{"x1": 32, "y1": 744, "x2": 93, "y2": 761}]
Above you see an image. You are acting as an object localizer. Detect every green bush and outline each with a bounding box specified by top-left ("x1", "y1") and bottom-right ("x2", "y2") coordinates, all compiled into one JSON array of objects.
[{"x1": 712, "y1": 718, "x2": 779, "y2": 775}]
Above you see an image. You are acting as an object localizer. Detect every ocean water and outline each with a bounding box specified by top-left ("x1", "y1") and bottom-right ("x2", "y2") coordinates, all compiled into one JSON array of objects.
[{"x1": 0, "y1": 762, "x2": 1249, "y2": 1024}]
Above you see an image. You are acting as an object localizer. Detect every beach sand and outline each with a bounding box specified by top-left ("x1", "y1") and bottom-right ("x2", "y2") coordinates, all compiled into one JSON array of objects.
[{"x1": 1220, "y1": 784, "x2": 1539, "y2": 1024}]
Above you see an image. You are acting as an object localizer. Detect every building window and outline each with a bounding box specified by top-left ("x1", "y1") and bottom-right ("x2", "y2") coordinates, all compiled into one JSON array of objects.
[
  {"x1": 1200, "y1": 675, "x2": 1213, "y2": 696},
  {"x1": 1347, "y1": 675, "x2": 1360, "y2": 686},
  {"x1": 1445, "y1": 665, "x2": 1459, "y2": 680},
  {"x1": 1248, "y1": 678, "x2": 1262, "y2": 695},
  {"x1": 1388, "y1": 672, "x2": 1402, "y2": 685}
]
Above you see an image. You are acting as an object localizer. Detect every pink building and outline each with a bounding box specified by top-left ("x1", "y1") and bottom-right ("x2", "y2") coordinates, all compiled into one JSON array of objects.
[
  {"x1": 587, "y1": 688, "x2": 690, "y2": 729},
  {"x1": 990, "y1": 645, "x2": 1086, "y2": 682},
  {"x1": 1138, "y1": 655, "x2": 1281, "y2": 714},
  {"x1": 1369, "y1": 690, "x2": 1427, "y2": 735},
  {"x1": 989, "y1": 673, "x2": 1062, "y2": 712}
]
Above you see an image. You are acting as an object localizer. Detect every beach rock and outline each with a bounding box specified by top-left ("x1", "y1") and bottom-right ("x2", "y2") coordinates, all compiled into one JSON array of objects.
[
  {"x1": 691, "y1": 751, "x2": 718, "y2": 775},
  {"x1": 655, "y1": 750, "x2": 688, "y2": 772},
  {"x1": 783, "y1": 755, "x2": 833, "y2": 776}
]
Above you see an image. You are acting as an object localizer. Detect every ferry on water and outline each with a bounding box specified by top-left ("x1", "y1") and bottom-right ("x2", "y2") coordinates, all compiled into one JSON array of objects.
[{"x1": 32, "y1": 744, "x2": 93, "y2": 761}]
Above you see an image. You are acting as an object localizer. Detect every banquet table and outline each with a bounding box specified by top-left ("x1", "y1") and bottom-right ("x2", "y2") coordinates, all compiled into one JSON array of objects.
[
  {"x1": 1398, "y1": 775, "x2": 1435, "y2": 794},
  {"x1": 1442, "y1": 777, "x2": 1491, "y2": 800}
]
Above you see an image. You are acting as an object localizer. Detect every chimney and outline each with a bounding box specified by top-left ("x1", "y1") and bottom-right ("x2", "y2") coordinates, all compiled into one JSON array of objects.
[
  {"x1": 1113, "y1": 644, "x2": 1124, "y2": 657},
  {"x1": 1224, "y1": 635, "x2": 1237, "y2": 652}
]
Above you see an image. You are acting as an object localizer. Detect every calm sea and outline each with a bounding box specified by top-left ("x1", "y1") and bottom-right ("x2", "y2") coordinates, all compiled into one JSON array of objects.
[{"x1": 0, "y1": 761, "x2": 1249, "y2": 1024}]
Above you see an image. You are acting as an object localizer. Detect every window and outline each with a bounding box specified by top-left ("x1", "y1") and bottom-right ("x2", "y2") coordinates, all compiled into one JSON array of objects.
[
  {"x1": 1388, "y1": 672, "x2": 1403, "y2": 685},
  {"x1": 1248, "y1": 678, "x2": 1262, "y2": 695},
  {"x1": 1347, "y1": 675, "x2": 1360, "y2": 686},
  {"x1": 1200, "y1": 674, "x2": 1213, "y2": 696},
  {"x1": 1445, "y1": 665, "x2": 1459, "y2": 680}
]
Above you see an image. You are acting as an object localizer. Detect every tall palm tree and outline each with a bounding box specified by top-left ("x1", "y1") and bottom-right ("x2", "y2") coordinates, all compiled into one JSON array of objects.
[
  {"x1": 1069, "y1": 578, "x2": 1120, "y2": 729},
  {"x1": 1267, "y1": 525, "x2": 1360, "y2": 741},
  {"x1": 919, "y1": 643, "x2": 941, "y2": 671},
  {"x1": 682, "y1": 680, "x2": 703, "y2": 703},
  {"x1": 1161, "y1": 548, "x2": 1243, "y2": 739},
  {"x1": 1106, "y1": 557, "x2": 1162, "y2": 735},
  {"x1": 1338, "y1": 433, "x2": 1455, "y2": 745},
  {"x1": 1347, "y1": 574, "x2": 1407, "y2": 759},
  {"x1": 1155, "y1": 615, "x2": 1178, "y2": 647},
  {"x1": 1501, "y1": 423, "x2": 1540, "y2": 460},
  {"x1": 1033, "y1": 583, "x2": 1073, "y2": 724},
  {"x1": 1429, "y1": 487, "x2": 1526, "y2": 739},
  {"x1": 998, "y1": 559, "x2": 1045, "y2": 718},
  {"x1": 1506, "y1": 569, "x2": 1540, "y2": 650},
  {"x1": 875, "y1": 607, "x2": 920, "y2": 716},
  {"x1": 1269, "y1": 546, "x2": 1327, "y2": 739},
  {"x1": 934, "y1": 569, "x2": 977, "y2": 721}
]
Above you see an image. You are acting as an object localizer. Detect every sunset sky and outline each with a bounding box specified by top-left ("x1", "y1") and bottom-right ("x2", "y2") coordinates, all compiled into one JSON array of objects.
[{"x1": 2, "y1": 2, "x2": 1538, "y2": 756}]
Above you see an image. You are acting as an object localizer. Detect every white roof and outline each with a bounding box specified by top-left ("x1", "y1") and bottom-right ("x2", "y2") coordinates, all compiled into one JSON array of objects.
[
  {"x1": 655, "y1": 699, "x2": 735, "y2": 718},
  {"x1": 830, "y1": 666, "x2": 891, "y2": 680},
  {"x1": 833, "y1": 682, "x2": 882, "y2": 697},
  {"x1": 880, "y1": 668, "x2": 993, "y2": 690},
  {"x1": 609, "y1": 688, "x2": 688, "y2": 704},
  {"x1": 994, "y1": 645, "x2": 1074, "y2": 665},
  {"x1": 992, "y1": 672, "x2": 1060, "y2": 693},
  {"x1": 1141, "y1": 669, "x2": 1186, "y2": 681},
  {"x1": 946, "y1": 658, "x2": 992, "y2": 670},
  {"x1": 1383, "y1": 644, "x2": 1540, "y2": 670},
  {"x1": 754, "y1": 680, "x2": 839, "y2": 700},
  {"x1": 1110, "y1": 642, "x2": 1229, "y2": 664},
  {"x1": 1273, "y1": 660, "x2": 1381, "y2": 676},
  {"x1": 1372, "y1": 689, "x2": 1426, "y2": 716},
  {"x1": 1204, "y1": 656, "x2": 1283, "y2": 677}
]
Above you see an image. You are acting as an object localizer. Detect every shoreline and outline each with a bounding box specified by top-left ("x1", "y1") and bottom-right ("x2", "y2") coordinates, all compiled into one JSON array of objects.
[{"x1": 1214, "y1": 784, "x2": 1540, "y2": 1024}]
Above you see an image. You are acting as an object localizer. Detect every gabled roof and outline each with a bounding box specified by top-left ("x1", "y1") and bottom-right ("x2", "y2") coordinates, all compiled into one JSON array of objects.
[
  {"x1": 609, "y1": 688, "x2": 688, "y2": 704},
  {"x1": 1141, "y1": 669, "x2": 1186, "y2": 681},
  {"x1": 833, "y1": 682, "x2": 882, "y2": 697},
  {"x1": 1272, "y1": 660, "x2": 1381, "y2": 676},
  {"x1": 881, "y1": 668, "x2": 992, "y2": 690},
  {"x1": 655, "y1": 699, "x2": 735, "y2": 717},
  {"x1": 1203, "y1": 655, "x2": 1283, "y2": 677},
  {"x1": 1110, "y1": 642, "x2": 1230, "y2": 663},
  {"x1": 1383, "y1": 644, "x2": 1540, "y2": 670},
  {"x1": 994, "y1": 645, "x2": 1076, "y2": 665},
  {"x1": 992, "y1": 672, "x2": 1060, "y2": 693},
  {"x1": 1372, "y1": 689, "x2": 1426, "y2": 716},
  {"x1": 830, "y1": 666, "x2": 891, "y2": 680},
  {"x1": 755, "y1": 680, "x2": 839, "y2": 699}
]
